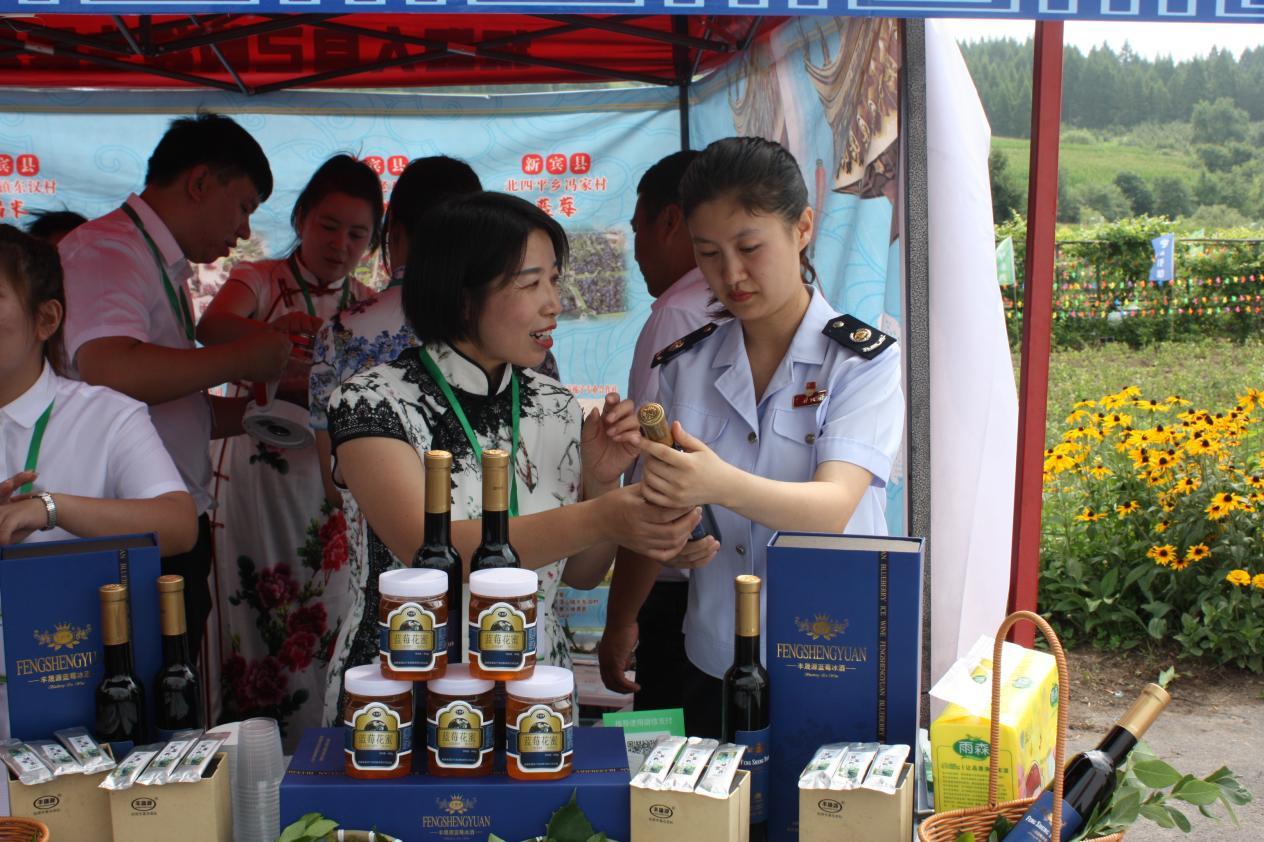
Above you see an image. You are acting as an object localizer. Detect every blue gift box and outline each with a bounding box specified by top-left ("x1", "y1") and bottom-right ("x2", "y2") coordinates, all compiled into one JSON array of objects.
[
  {"x1": 282, "y1": 726, "x2": 631, "y2": 842},
  {"x1": 0, "y1": 534, "x2": 163, "y2": 742},
  {"x1": 764, "y1": 532, "x2": 924, "y2": 841}
]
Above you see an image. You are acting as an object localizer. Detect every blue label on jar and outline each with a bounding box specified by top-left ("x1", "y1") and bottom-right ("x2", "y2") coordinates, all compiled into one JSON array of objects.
[
  {"x1": 507, "y1": 704, "x2": 573, "y2": 772},
  {"x1": 343, "y1": 702, "x2": 413, "y2": 771},
  {"x1": 1003, "y1": 791, "x2": 1084, "y2": 842},
  {"x1": 735, "y1": 727, "x2": 771, "y2": 824},
  {"x1": 468, "y1": 602, "x2": 536, "y2": 671},
  {"x1": 379, "y1": 603, "x2": 446, "y2": 670},
  {"x1": 426, "y1": 700, "x2": 495, "y2": 768}
]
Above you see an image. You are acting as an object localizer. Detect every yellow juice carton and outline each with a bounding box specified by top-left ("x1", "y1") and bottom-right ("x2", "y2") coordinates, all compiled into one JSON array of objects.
[{"x1": 929, "y1": 637, "x2": 1059, "y2": 813}]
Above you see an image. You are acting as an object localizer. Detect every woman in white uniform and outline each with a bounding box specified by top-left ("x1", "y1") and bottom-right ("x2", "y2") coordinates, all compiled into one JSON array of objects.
[
  {"x1": 197, "y1": 154, "x2": 380, "y2": 745},
  {"x1": 611, "y1": 137, "x2": 905, "y2": 737},
  {"x1": 324, "y1": 192, "x2": 700, "y2": 721}
]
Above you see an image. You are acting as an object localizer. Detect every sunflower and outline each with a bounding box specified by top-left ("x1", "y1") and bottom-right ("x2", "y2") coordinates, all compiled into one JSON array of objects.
[
  {"x1": 1089, "y1": 465, "x2": 1113, "y2": 480},
  {"x1": 1074, "y1": 507, "x2": 1108, "y2": 523},
  {"x1": 1226, "y1": 569, "x2": 1252, "y2": 587},
  {"x1": 1116, "y1": 501, "x2": 1140, "y2": 518},
  {"x1": 1206, "y1": 501, "x2": 1230, "y2": 521},
  {"x1": 1155, "y1": 520, "x2": 1170, "y2": 534},
  {"x1": 1185, "y1": 544, "x2": 1211, "y2": 562},
  {"x1": 1167, "y1": 395, "x2": 1192, "y2": 406},
  {"x1": 1073, "y1": 399, "x2": 1096, "y2": 409},
  {"x1": 1173, "y1": 476, "x2": 1201, "y2": 495},
  {"x1": 1170, "y1": 556, "x2": 1192, "y2": 571},
  {"x1": 1254, "y1": 573, "x2": 1264, "y2": 591},
  {"x1": 1147, "y1": 545, "x2": 1177, "y2": 566}
]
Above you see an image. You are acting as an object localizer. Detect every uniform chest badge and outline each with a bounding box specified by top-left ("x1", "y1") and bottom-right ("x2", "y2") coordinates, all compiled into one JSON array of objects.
[{"x1": 793, "y1": 381, "x2": 828, "y2": 408}]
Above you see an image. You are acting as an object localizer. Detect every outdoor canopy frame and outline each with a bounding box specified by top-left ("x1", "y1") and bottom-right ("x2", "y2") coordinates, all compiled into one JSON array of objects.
[{"x1": 6, "y1": 0, "x2": 1252, "y2": 645}]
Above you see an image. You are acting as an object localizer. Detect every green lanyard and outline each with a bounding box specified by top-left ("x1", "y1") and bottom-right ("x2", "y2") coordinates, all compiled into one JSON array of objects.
[
  {"x1": 120, "y1": 203, "x2": 195, "y2": 342},
  {"x1": 419, "y1": 348, "x2": 520, "y2": 518},
  {"x1": 18, "y1": 401, "x2": 54, "y2": 495},
  {"x1": 287, "y1": 254, "x2": 350, "y2": 317}
]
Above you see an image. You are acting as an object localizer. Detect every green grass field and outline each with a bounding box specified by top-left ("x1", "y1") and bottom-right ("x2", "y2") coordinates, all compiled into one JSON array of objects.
[
  {"x1": 1031, "y1": 339, "x2": 1264, "y2": 443},
  {"x1": 993, "y1": 136, "x2": 1200, "y2": 192}
]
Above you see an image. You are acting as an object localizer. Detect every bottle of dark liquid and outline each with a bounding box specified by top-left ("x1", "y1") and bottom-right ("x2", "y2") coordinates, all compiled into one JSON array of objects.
[
  {"x1": 95, "y1": 584, "x2": 147, "y2": 746},
  {"x1": 469, "y1": 449, "x2": 520, "y2": 572},
  {"x1": 415, "y1": 449, "x2": 464, "y2": 664},
  {"x1": 1004, "y1": 683, "x2": 1171, "y2": 841},
  {"x1": 154, "y1": 575, "x2": 203, "y2": 738},
  {"x1": 637, "y1": 403, "x2": 721, "y2": 542},
  {"x1": 721, "y1": 574, "x2": 770, "y2": 842}
]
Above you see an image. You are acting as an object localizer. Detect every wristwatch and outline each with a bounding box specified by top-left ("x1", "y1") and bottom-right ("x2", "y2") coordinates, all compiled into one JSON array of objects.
[{"x1": 35, "y1": 492, "x2": 57, "y2": 531}]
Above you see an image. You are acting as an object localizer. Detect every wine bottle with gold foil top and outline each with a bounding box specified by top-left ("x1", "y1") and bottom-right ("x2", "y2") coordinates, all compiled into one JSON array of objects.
[
  {"x1": 470, "y1": 449, "x2": 520, "y2": 572},
  {"x1": 154, "y1": 575, "x2": 203, "y2": 738},
  {"x1": 95, "y1": 584, "x2": 147, "y2": 745},
  {"x1": 722, "y1": 575, "x2": 769, "y2": 842},
  {"x1": 637, "y1": 403, "x2": 721, "y2": 542},
  {"x1": 415, "y1": 450, "x2": 464, "y2": 664},
  {"x1": 1003, "y1": 684, "x2": 1172, "y2": 841}
]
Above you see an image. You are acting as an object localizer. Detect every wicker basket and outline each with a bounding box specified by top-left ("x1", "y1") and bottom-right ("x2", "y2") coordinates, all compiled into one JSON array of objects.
[
  {"x1": 0, "y1": 817, "x2": 49, "y2": 842},
  {"x1": 918, "y1": 610, "x2": 1124, "y2": 842}
]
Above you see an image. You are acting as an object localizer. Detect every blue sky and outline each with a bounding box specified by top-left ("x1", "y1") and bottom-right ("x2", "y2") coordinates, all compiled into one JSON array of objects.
[{"x1": 940, "y1": 20, "x2": 1264, "y2": 61}]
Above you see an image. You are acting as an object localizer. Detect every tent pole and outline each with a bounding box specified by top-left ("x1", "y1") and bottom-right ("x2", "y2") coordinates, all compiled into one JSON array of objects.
[
  {"x1": 1008, "y1": 20, "x2": 1063, "y2": 646},
  {"x1": 673, "y1": 16, "x2": 691, "y2": 150}
]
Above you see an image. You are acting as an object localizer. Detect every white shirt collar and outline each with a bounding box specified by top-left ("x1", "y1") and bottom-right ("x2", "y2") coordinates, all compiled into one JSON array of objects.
[
  {"x1": 125, "y1": 193, "x2": 186, "y2": 270},
  {"x1": 713, "y1": 286, "x2": 837, "y2": 370},
  {"x1": 290, "y1": 252, "x2": 348, "y2": 292},
  {"x1": 430, "y1": 342, "x2": 514, "y2": 398},
  {"x1": 1, "y1": 361, "x2": 57, "y2": 428}
]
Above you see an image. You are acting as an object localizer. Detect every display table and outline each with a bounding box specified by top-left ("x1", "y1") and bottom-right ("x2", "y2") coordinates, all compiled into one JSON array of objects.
[{"x1": 281, "y1": 726, "x2": 631, "y2": 842}]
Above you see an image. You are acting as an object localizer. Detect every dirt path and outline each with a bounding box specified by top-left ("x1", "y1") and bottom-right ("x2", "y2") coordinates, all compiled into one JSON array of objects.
[{"x1": 1064, "y1": 649, "x2": 1264, "y2": 840}]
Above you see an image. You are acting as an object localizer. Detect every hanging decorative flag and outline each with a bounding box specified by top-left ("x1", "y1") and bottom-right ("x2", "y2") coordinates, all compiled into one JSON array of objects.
[
  {"x1": 996, "y1": 237, "x2": 1016, "y2": 287},
  {"x1": 1149, "y1": 233, "x2": 1175, "y2": 284}
]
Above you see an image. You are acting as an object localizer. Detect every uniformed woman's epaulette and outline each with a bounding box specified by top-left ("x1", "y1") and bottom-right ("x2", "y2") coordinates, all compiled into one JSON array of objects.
[
  {"x1": 651, "y1": 322, "x2": 719, "y2": 368},
  {"x1": 822, "y1": 315, "x2": 895, "y2": 360}
]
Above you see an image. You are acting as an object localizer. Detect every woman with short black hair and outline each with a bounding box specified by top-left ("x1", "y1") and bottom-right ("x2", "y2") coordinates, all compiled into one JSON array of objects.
[{"x1": 323, "y1": 192, "x2": 700, "y2": 721}]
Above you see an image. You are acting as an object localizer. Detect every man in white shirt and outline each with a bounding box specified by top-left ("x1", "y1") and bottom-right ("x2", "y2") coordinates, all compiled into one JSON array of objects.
[
  {"x1": 59, "y1": 114, "x2": 291, "y2": 660},
  {"x1": 600, "y1": 149, "x2": 718, "y2": 710}
]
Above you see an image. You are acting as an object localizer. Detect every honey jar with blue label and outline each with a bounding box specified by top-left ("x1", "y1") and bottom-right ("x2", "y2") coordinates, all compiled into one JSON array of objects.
[
  {"x1": 506, "y1": 665, "x2": 575, "y2": 780},
  {"x1": 342, "y1": 664, "x2": 413, "y2": 779},
  {"x1": 467, "y1": 568, "x2": 538, "y2": 681},
  {"x1": 426, "y1": 663, "x2": 495, "y2": 777},
  {"x1": 378, "y1": 568, "x2": 448, "y2": 680}
]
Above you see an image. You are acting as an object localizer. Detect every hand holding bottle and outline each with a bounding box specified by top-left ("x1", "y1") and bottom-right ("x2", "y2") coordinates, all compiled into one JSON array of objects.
[
  {"x1": 639, "y1": 421, "x2": 736, "y2": 510},
  {"x1": 596, "y1": 483, "x2": 698, "y2": 562},
  {"x1": 233, "y1": 328, "x2": 292, "y2": 384},
  {"x1": 580, "y1": 392, "x2": 641, "y2": 490}
]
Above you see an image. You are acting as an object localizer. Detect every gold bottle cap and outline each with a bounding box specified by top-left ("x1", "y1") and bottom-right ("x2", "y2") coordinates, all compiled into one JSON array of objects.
[
  {"x1": 735, "y1": 575, "x2": 761, "y2": 637},
  {"x1": 637, "y1": 403, "x2": 674, "y2": 446},
  {"x1": 483, "y1": 448, "x2": 510, "y2": 512},
  {"x1": 100, "y1": 584, "x2": 129, "y2": 646},
  {"x1": 99, "y1": 583, "x2": 128, "y2": 602},
  {"x1": 425, "y1": 450, "x2": 454, "y2": 515},
  {"x1": 1117, "y1": 683, "x2": 1171, "y2": 740},
  {"x1": 157, "y1": 576, "x2": 187, "y2": 636},
  {"x1": 156, "y1": 575, "x2": 185, "y2": 593}
]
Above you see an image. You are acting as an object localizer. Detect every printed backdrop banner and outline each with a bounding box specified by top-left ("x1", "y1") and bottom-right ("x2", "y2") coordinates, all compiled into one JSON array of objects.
[{"x1": 688, "y1": 17, "x2": 906, "y2": 535}]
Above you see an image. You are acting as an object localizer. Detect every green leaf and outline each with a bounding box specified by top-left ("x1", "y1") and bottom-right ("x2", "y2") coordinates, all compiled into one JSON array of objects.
[
  {"x1": 1158, "y1": 666, "x2": 1176, "y2": 688},
  {"x1": 954, "y1": 834, "x2": 977, "y2": 842},
  {"x1": 1147, "y1": 617, "x2": 1168, "y2": 639},
  {"x1": 1140, "y1": 802, "x2": 1176, "y2": 828},
  {"x1": 1166, "y1": 805, "x2": 1193, "y2": 832},
  {"x1": 1173, "y1": 779, "x2": 1224, "y2": 806},
  {"x1": 1132, "y1": 759, "x2": 1183, "y2": 789},
  {"x1": 1106, "y1": 787, "x2": 1142, "y2": 826},
  {"x1": 1101, "y1": 567, "x2": 1120, "y2": 594},
  {"x1": 488, "y1": 835, "x2": 508, "y2": 842},
  {"x1": 307, "y1": 819, "x2": 338, "y2": 838},
  {"x1": 585, "y1": 834, "x2": 609, "y2": 842},
  {"x1": 546, "y1": 791, "x2": 595, "y2": 842}
]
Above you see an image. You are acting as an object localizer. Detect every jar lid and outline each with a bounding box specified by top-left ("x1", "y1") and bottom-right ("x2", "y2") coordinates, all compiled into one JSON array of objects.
[
  {"x1": 469, "y1": 568, "x2": 538, "y2": 598},
  {"x1": 428, "y1": 663, "x2": 494, "y2": 696},
  {"x1": 344, "y1": 663, "x2": 412, "y2": 697},
  {"x1": 379, "y1": 568, "x2": 447, "y2": 599},
  {"x1": 506, "y1": 665, "x2": 574, "y2": 700}
]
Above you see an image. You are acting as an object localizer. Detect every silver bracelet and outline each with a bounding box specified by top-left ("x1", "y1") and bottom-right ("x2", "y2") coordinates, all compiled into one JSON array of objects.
[{"x1": 36, "y1": 492, "x2": 56, "y2": 531}]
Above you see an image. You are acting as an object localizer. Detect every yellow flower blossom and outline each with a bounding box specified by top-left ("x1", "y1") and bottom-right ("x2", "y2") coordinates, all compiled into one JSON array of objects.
[
  {"x1": 1074, "y1": 507, "x2": 1108, "y2": 523},
  {"x1": 1254, "y1": 573, "x2": 1264, "y2": 591},
  {"x1": 1155, "y1": 520, "x2": 1170, "y2": 534},
  {"x1": 1206, "y1": 501, "x2": 1230, "y2": 521},
  {"x1": 1185, "y1": 544, "x2": 1210, "y2": 562},
  {"x1": 1073, "y1": 399, "x2": 1096, "y2": 409},
  {"x1": 1170, "y1": 556, "x2": 1192, "y2": 571},
  {"x1": 1065, "y1": 409, "x2": 1093, "y2": 424},
  {"x1": 1186, "y1": 435, "x2": 1220, "y2": 456},
  {"x1": 1089, "y1": 464, "x2": 1113, "y2": 480},
  {"x1": 1173, "y1": 476, "x2": 1200, "y2": 495},
  {"x1": 1147, "y1": 545, "x2": 1177, "y2": 566},
  {"x1": 1167, "y1": 395, "x2": 1192, "y2": 406},
  {"x1": 1116, "y1": 501, "x2": 1140, "y2": 518},
  {"x1": 1132, "y1": 399, "x2": 1170, "y2": 413},
  {"x1": 1226, "y1": 569, "x2": 1252, "y2": 587}
]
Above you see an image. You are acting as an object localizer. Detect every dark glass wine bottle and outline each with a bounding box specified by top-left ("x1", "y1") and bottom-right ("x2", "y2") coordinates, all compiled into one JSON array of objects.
[
  {"x1": 1003, "y1": 683, "x2": 1171, "y2": 841},
  {"x1": 95, "y1": 584, "x2": 147, "y2": 746},
  {"x1": 721, "y1": 574, "x2": 770, "y2": 842},
  {"x1": 154, "y1": 575, "x2": 203, "y2": 738},
  {"x1": 469, "y1": 449, "x2": 520, "y2": 572},
  {"x1": 637, "y1": 403, "x2": 721, "y2": 542},
  {"x1": 414, "y1": 449, "x2": 464, "y2": 664}
]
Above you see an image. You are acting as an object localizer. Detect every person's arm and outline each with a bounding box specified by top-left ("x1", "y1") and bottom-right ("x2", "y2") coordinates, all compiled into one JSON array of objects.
[
  {"x1": 315, "y1": 430, "x2": 342, "y2": 509},
  {"x1": 76, "y1": 333, "x2": 291, "y2": 406},
  {"x1": 0, "y1": 491, "x2": 197, "y2": 556},
  {"x1": 209, "y1": 395, "x2": 252, "y2": 439},
  {"x1": 196, "y1": 276, "x2": 263, "y2": 345},
  {"x1": 335, "y1": 436, "x2": 698, "y2": 574}
]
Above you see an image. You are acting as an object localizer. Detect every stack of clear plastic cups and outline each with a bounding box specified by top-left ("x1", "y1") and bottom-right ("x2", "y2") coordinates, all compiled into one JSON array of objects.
[{"x1": 233, "y1": 717, "x2": 286, "y2": 842}]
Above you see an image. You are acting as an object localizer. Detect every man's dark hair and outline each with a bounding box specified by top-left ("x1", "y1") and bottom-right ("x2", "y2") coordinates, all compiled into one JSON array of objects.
[
  {"x1": 383, "y1": 156, "x2": 482, "y2": 273},
  {"x1": 24, "y1": 209, "x2": 87, "y2": 243},
  {"x1": 636, "y1": 149, "x2": 700, "y2": 221},
  {"x1": 145, "y1": 113, "x2": 273, "y2": 200},
  {"x1": 403, "y1": 192, "x2": 567, "y2": 347},
  {"x1": 291, "y1": 154, "x2": 385, "y2": 251}
]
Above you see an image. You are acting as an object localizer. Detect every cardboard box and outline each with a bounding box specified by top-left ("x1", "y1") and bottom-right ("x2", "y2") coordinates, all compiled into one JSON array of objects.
[
  {"x1": 630, "y1": 769, "x2": 749, "y2": 842},
  {"x1": 930, "y1": 640, "x2": 1059, "y2": 812},
  {"x1": 108, "y1": 751, "x2": 232, "y2": 842},
  {"x1": 798, "y1": 762, "x2": 914, "y2": 842},
  {"x1": 281, "y1": 726, "x2": 630, "y2": 842},
  {"x1": 765, "y1": 533, "x2": 924, "y2": 841},
  {"x1": 6, "y1": 755, "x2": 113, "y2": 839},
  {"x1": 0, "y1": 534, "x2": 164, "y2": 740}
]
